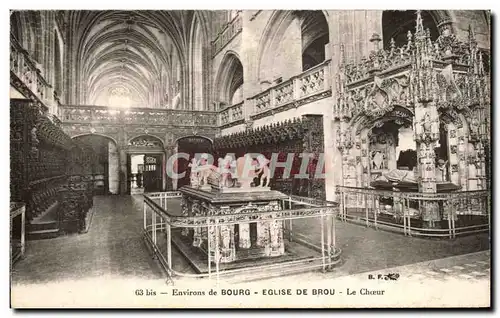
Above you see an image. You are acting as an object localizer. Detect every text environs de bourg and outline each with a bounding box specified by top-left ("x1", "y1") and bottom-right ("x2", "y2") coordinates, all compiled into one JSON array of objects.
[{"x1": 171, "y1": 288, "x2": 386, "y2": 296}]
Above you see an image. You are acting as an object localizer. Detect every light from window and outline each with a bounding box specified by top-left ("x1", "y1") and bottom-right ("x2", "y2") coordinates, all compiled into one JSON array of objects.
[{"x1": 108, "y1": 86, "x2": 132, "y2": 108}]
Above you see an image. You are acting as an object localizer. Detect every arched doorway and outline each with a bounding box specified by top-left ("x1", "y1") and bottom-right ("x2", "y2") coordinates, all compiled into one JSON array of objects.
[
  {"x1": 175, "y1": 136, "x2": 214, "y2": 189},
  {"x1": 382, "y1": 10, "x2": 440, "y2": 49},
  {"x1": 73, "y1": 134, "x2": 119, "y2": 195},
  {"x1": 127, "y1": 135, "x2": 165, "y2": 194}
]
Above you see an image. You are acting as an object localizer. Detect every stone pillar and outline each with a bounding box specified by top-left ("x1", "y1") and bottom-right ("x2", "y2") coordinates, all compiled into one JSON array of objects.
[
  {"x1": 477, "y1": 142, "x2": 487, "y2": 190},
  {"x1": 468, "y1": 141, "x2": 486, "y2": 190},
  {"x1": 164, "y1": 146, "x2": 176, "y2": 191},
  {"x1": 238, "y1": 223, "x2": 251, "y2": 248},
  {"x1": 108, "y1": 141, "x2": 120, "y2": 194},
  {"x1": 447, "y1": 123, "x2": 460, "y2": 186},
  {"x1": 331, "y1": 120, "x2": 344, "y2": 202},
  {"x1": 388, "y1": 134, "x2": 397, "y2": 171},
  {"x1": 118, "y1": 147, "x2": 128, "y2": 194},
  {"x1": 328, "y1": 10, "x2": 383, "y2": 66},
  {"x1": 414, "y1": 102, "x2": 441, "y2": 228},
  {"x1": 360, "y1": 130, "x2": 371, "y2": 188}
]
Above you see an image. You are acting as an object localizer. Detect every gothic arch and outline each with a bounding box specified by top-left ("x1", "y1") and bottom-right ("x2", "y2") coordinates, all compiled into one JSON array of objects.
[
  {"x1": 381, "y1": 10, "x2": 452, "y2": 48},
  {"x1": 439, "y1": 108, "x2": 468, "y2": 132},
  {"x1": 348, "y1": 105, "x2": 415, "y2": 137},
  {"x1": 213, "y1": 50, "x2": 244, "y2": 108},
  {"x1": 71, "y1": 133, "x2": 118, "y2": 146},
  {"x1": 363, "y1": 116, "x2": 413, "y2": 134},
  {"x1": 175, "y1": 135, "x2": 214, "y2": 145},
  {"x1": 256, "y1": 10, "x2": 331, "y2": 83}
]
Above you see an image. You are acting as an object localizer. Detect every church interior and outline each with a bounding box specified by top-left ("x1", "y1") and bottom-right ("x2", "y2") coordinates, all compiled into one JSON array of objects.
[{"x1": 10, "y1": 10, "x2": 491, "y2": 288}]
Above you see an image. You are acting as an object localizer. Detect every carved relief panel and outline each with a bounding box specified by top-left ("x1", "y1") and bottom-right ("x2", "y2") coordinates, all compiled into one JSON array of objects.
[
  {"x1": 369, "y1": 129, "x2": 396, "y2": 180},
  {"x1": 128, "y1": 135, "x2": 164, "y2": 149},
  {"x1": 457, "y1": 128, "x2": 468, "y2": 189}
]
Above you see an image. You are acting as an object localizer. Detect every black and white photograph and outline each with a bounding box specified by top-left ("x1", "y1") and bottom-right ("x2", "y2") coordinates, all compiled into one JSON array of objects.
[{"x1": 8, "y1": 7, "x2": 492, "y2": 308}]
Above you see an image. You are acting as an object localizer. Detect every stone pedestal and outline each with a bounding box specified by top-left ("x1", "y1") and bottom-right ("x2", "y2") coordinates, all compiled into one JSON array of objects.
[{"x1": 179, "y1": 186, "x2": 288, "y2": 264}]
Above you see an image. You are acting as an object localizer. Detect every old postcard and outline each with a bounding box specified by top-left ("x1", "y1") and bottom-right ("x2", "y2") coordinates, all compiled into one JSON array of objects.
[{"x1": 9, "y1": 9, "x2": 491, "y2": 308}]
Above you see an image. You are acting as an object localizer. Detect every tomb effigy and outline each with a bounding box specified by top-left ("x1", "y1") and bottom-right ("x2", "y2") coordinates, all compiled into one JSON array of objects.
[{"x1": 177, "y1": 153, "x2": 289, "y2": 266}]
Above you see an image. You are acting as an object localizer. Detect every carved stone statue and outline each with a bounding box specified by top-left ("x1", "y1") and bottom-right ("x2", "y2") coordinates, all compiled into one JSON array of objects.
[
  {"x1": 372, "y1": 151, "x2": 384, "y2": 170},
  {"x1": 469, "y1": 115, "x2": 480, "y2": 137},
  {"x1": 196, "y1": 154, "x2": 217, "y2": 188},
  {"x1": 269, "y1": 220, "x2": 285, "y2": 256},
  {"x1": 255, "y1": 154, "x2": 271, "y2": 187},
  {"x1": 219, "y1": 225, "x2": 235, "y2": 263},
  {"x1": 238, "y1": 224, "x2": 251, "y2": 249},
  {"x1": 422, "y1": 112, "x2": 432, "y2": 133},
  {"x1": 188, "y1": 158, "x2": 199, "y2": 187},
  {"x1": 235, "y1": 155, "x2": 260, "y2": 188},
  {"x1": 436, "y1": 159, "x2": 449, "y2": 182},
  {"x1": 172, "y1": 81, "x2": 181, "y2": 109},
  {"x1": 30, "y1": 127, "x2": 39, "y2": 155},
  {"x1": 219, "y1": 155, "x2": 237, "y2": 188}
]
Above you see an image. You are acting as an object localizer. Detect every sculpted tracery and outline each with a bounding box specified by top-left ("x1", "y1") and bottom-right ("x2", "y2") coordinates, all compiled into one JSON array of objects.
[{"x1": 335, "y1": 10, "x2": 490, "y2": 229}]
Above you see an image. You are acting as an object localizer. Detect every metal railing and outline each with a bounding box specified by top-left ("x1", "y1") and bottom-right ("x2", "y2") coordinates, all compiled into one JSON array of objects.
[
  {"x1": 142, "y1": 191, "x2": 341, "y2": 285},
  {"x1": 338, "y1": 186, "x2": 491, "y2": 239}
]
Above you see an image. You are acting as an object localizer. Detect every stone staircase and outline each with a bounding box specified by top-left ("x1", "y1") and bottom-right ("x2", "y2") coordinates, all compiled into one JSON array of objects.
[{"x1": 27, "y1": 202, "x2": 60, "y2": 240}]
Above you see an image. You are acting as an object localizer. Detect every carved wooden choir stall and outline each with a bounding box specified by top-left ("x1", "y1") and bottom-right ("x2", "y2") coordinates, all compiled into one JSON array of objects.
[{"x1": 10, "y1": 98, "x2": 98, "y2": 243}]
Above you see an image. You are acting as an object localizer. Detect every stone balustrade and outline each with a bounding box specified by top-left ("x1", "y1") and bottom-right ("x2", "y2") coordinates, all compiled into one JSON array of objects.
[
  {"x1": 59, "y1": 105, "x2": 219, "y2": 128},
  {"x1": 10, "y1": 36, "x2": 56, "y2": 111},
  {"x1": 218, "y1": 101, "x2": 244, "y2": 127},
  {"x1": 212, "y1": 13, "x2": 243, "y2": 57},
  {"x1": 249, "y1": 59, "x2": 332, "y2": 120}
]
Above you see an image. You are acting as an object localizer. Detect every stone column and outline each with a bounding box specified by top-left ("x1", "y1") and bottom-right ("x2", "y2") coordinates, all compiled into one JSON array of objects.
[
  {"x1": 118, "y1": 147, "x2": 128, "y2": 194},
  {"x1": 328, "y1": 10, "x2": 383, "y2": 67},
  {"x1": 360, "y1": 130, "x2": 371, "y2": 188},
  {"x1": 107, "y1": 141, "x2": 120, "y2": 194},
  {"x1": 414, "y1": 102, "x2": 441, "y2": 228},
  {"x1": 164, "y1": 145, "x2": 176, "y2": 191},
  {"x1": 238, "y1": 223, "x2": 251, "y2": 248},
  {"x1": 468, "y1": 141, "x2": 486, "y2": 190},
  {"x1": 477, "y1": 142, "x2": 487, "y2": 190},
  {"x1": 330, "y1": 120, "x2": 343, "y2": 202}
]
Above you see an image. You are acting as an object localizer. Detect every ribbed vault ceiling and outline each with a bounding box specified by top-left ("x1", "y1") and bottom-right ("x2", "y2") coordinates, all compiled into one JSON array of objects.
[{"x1": 66, "y1": 10, "x2": 201, "y2": 108}]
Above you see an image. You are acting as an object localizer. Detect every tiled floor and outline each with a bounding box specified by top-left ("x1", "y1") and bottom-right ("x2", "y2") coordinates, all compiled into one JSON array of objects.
[
  {"x1": 11, "y1": 195, "x2": 163, "y2": 285},
  {"x1": 235, "y1": 249, "x2": 491, "y2": 288},
  {"x1": 11, "y1": 195, "x2": 490, "y2": 286},
  {"x1": 292, "y1": 216, "x2": 490, "y2": 278}
]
